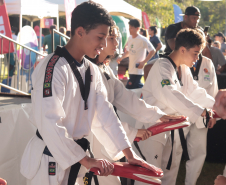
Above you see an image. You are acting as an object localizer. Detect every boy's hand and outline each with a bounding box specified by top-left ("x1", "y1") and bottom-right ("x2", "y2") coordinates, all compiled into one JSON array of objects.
[
  {"x1": 79, "y1": 156, "x2": 114, "y2": 176},
  {"x1": 214, "y1": 175, "x2": 226, "y2": 185},
  {"x1": 123, "y1": 148, "x2": 163, "y2": 174},
  {"x1": 117, "y1": 57, "x2": 122, "y2": 64},
  {"x1": 208, "y1": 118, "x2": 216, "y2": 129},
  {"x1": 159, "y1": 115, "x2": 183, "y2": 122},
  {"x1": 137, "y1": 61, "x2": 145, "y2": 69},
  {"x1": 214, "y1": 90, "x2": 226, "y2": 119},
  {"x1": 136, "y1": 129, "x2": 152, "y2": 140}
]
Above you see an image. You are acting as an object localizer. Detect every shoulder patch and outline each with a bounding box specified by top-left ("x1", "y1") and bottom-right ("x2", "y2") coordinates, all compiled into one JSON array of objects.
[
  {"x1": 43, "y1": 55, "x2": 60, "y2": 97},
  {"x1": 161, "y1": 79, "x2": 171, "y2": 87}
]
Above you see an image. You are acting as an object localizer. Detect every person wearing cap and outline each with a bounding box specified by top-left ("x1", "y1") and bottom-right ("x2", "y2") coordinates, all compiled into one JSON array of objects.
[
  {"x1": 214, "y1": 32, "x2": 226, "y2": 56},
  {"x1": 164, "y1": 6, "x2": 212, "y2": 60}
]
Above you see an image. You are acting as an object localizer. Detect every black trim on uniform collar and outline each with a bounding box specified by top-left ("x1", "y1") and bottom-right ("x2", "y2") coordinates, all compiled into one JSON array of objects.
[
  {"x1": 62, "y1": 47, "x2": 83, "y2": 67},
  {"x1": 160, "y1": 55, "x2": 177, "y2": 70},
  {"x1": 190, "y1": 54, "x2": 202, "y2": 81}
]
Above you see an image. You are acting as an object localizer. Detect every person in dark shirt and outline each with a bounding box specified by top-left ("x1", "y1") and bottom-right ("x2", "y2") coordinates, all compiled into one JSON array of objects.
[
  {"x1": 164, "y1": 6, "x2": 212, "y2": 59},
  {"x1": 148, "y1": 26, "x2": 162, "y2": 61}
]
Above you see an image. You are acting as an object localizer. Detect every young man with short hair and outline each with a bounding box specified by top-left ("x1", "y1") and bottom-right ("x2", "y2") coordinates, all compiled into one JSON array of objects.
[
  {"x1": 20, "y1": 2, "x2": 159, "y2": 185},
  {"x1": 135, "y1": 29, "x2": 216, "y2": 185},
  {"x1": 117, "y1": 19, "x2": 155, "y2": 89},
  {"x1": 164, "y1": 6, "x2": 212, "y2": 60}
]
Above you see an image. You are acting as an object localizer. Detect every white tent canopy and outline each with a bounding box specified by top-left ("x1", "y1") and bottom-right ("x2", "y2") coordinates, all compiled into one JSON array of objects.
[
  {"x1": 5, "y1": 0, "x2": 59, "y2": 31},
  {"x1": 5, "y1": 0, "x2": 58, "y2": 21},
  {"x1": 45, "y1": 0, "x2": 142, "y2": 21}
]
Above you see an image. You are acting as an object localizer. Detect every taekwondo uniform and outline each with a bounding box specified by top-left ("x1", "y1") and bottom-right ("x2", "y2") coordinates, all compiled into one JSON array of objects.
[
  {"x1": 20, "y1": 47, "x2": 132, "y2": 185},
  {"x1": 76, "y1": 63, "x2": 166, "y2": 185},
  {"x1": 184, "y1": 56, "x2": 218, "y2": 185},
  {"x1": 134, "y1": 55, "x2": 215, "y2": 185}
]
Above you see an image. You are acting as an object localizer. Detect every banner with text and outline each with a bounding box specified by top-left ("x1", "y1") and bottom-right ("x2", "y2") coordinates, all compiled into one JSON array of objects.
[
  {"x1": 0, "y1": 0, "x2": 14, "y2": 54},
  {"x1": 142, "y1": 12, "x2": 150, "y2": 29}
]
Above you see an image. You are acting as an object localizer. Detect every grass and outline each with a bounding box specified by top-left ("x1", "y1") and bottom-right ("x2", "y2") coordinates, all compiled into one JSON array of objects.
[{"x1": 176, "y1": 160, "x2": 225, "y2": 185}]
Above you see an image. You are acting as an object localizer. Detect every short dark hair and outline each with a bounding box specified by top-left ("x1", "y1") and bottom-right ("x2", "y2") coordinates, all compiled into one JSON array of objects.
[
  {"x1": 149, "y1": 26, "x2": 157, "y2": 34},
  {"x1": 50, "y1": 25, "x2": 57, "y2": 31},
  {"x1": 71, "y1": 1, "x2": 113, "y2": 36},
  {"x1": 175, "y1": 28, "x2": 206, "y2": 51},
  {"x1": 129, "y1": 19, "x2": 141, "y2": 28}
]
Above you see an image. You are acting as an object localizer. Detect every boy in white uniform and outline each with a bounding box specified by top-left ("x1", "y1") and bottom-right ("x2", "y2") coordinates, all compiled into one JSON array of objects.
[
  {"x1": 78, "y1": 24, "x2": 180, "y2": 185},
  {"x1": 117, "y1": 19, "x2": 155, "y2": 89},
  {"x1": 135, "y1": 28, "x2": 216, "y2": 185},
  {"x1": 20, "y1": 2, "x2": 160, "y2": 185},
  {"x1": 183, "y1": 54, "x2": 218, "y2": 185}
]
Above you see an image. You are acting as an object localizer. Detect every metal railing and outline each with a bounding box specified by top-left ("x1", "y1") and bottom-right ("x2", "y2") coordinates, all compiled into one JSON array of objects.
[
  {"x1": 0, "y1": 33, "x2": 46, "y2": 94},
  {"x1": 52, "y1": 29, "x2": 70, "y2": 53}
]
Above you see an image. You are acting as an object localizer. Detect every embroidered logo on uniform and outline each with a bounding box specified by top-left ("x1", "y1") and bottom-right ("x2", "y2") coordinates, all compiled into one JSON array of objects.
[
  {"x1": 204, "y1": 75, "x2": 210, "y2": 81},
  {"x1": 83, "y1": 176, "x2": 88, "y2": 185},
  {"x1": 49, "y1": 162, "x2": 56, "y2": 175},
  {"x1": 131, "y1": 44, "x2": 134, "y2": 49},
  {"x1": 204, "y1": 68, "x2": 210, "y2": 74},
  {"x1": 161, "y1": 79, "x2": 171, "y2": 87},
  {"x1": 44, "y1": 83, "x2": 51, "y2": 88},
  {"x1": 43, "y1": 55, "x2": 60, "y2": 98}
]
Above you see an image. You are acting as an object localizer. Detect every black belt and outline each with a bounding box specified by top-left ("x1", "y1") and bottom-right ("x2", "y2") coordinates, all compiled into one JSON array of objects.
[
  {"x1": 36, "y1": 130, "x2": 98, "y2": 185},
  {"x1": 133, "y1": 128, "x2": 189, "y2": 170}
]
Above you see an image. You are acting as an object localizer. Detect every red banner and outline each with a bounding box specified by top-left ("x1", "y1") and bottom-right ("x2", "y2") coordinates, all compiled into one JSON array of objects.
[
  {"x1": 64, "y1": 0, "x2": 76, "y2": 31},
  {"x1": 142, "y1": 12, "x2": 150, "y2": 29},
  {"x1": 0, "y1": 0, "x2": 14, "y2": 54}
]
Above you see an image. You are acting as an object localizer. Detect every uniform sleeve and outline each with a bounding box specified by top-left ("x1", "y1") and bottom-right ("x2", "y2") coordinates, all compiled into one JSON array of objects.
[
  {"x1": 184, "y1": 66, "x2": 215, "y2": 109},
  {"x1": 33, "y1": 65, "x2": 86, "y2": 170},
  {"x1": 121, "y1": 122, "x2": 138, "y2": 144},
  {"x1": 205, "y1": 61, "x2": 219, "y2": 98},
  {"x1": 110, "y1": 68, "x2": 165, "y2": 124},
  {"x1": 144, "y1": 37, "x2": 154, "y2": 53},
  {"x1": 91, "y1": 68, "x2": 131, "y2": 160},
  {"x1": 152, "y1": 61, "x2": 205, "y2": 123}
]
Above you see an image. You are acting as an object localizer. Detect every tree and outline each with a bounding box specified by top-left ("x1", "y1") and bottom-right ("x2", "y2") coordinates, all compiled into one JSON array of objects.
[{"x1": 124, "y1": 0, "x2": 194, "y2": 27}]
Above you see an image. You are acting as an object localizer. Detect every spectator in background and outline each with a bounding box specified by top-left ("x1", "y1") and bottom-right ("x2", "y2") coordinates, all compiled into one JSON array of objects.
[
  {"x1": 59, "y1": 26, "x2": 66, "y2": 35},
  {"x1": 34, "y1": 25, "x2": 44, "y2": 48},
  {"x1": 148, "y1": 26, "x2": 162, "y2": 62},
  {"x1": 43, "y1": 25, "x2": 66, "y2": 54},
  {"x1": 66, "y1": 30, "x2": 71, "y2": 38},
  {"x1": 214, "y1": 32, "x2": 226, "y2": 55},
  {"x1": 207, "y1": 35, "x2": 226, "y2": 74},
  {"x1": 117, "y1": 19, "x2": 155, "y2": 89},
  {"x1": 139, "y1": 28, "x2": 149, "y2": 39},
  {"x1": 213, "y1": 41, "x2": 221, "y2": 49},
  {"x1": 1, "y1": 26, "x2": 17, "y2": 93}
]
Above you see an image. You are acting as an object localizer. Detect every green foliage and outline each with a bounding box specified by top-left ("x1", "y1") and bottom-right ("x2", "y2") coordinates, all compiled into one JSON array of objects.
[
  {"x1": 124, "y1": 0, "x2": 226, "y2": 37},
  {"x1": 194, "y1": 0, "x2": 226, "y2": 38},
  {"x1": 124, "y1": 0, "x2": 194, "y2": 28}
]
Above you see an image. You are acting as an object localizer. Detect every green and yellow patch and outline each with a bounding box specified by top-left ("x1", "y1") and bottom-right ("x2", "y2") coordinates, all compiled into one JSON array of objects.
[
  {"x1": 161, "y1": 79, "x2": 171, "y2": 87},
  {"x1": 44, "y1": 83, "x2": 51, "y2": 88}
]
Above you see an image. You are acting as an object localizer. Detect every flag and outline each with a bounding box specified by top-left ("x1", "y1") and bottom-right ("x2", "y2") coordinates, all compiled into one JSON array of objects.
[
  {"x1": 142, "y1": 12, "x2": 150, "y2": 29},
  {"x1": 173, "y1": 4, "x2": 183, "y2": 23},
  {"x1": 156, "y1": 17, "x2": 161, "y2": 28},
  {"x1": 0, "y1": 0, "x2": 14, "y2": 54},
  {"x1": 64, "y1": 0, "x2": 76, "y2": 30}
]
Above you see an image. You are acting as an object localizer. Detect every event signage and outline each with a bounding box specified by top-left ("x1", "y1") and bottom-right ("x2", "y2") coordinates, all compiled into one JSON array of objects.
[
  {"x1": 0, "y1": 0, "x2": 14, "y2": 54},
  {"x1": 64, "y1": 0, "x2": 76, "y2": 30},
  {"x1": 142, "y1": 12, "x2": 150, "y2": 29},
  {"x1": 40, "y1": 18, "x2": 54, "y2": 29}
]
